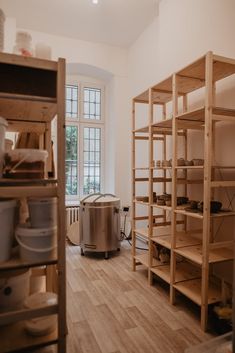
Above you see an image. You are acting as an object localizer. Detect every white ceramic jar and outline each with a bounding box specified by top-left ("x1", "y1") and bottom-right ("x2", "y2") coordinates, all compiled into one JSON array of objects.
[{"x1": 13, "y1": 31, "x2": 33, "y2": 56}]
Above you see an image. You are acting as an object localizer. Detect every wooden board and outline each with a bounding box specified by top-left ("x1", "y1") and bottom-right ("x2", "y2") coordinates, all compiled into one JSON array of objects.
[
  {"x1": 0, "y1": 96, "x2": 57, "y2": 122},
  {"x1": 175, "y1": 245, "x2": 234, "y2": 265},
  {"x1": 151, "y1": 261, "x2": 201, "y2": 284},
  {"x1": 0, "y1": 321, "x2": 58, "y2": 353},
  {"x1": 0, "y1": 185, "x2": 58, "y2": 198},
  {"x1": 152, "y1": 232, "x2": 201, "y2": 249},
  {"x1": 134, "y1": 253, "x2": 160, "y2": 268},
  {"x1": 174, "y1": 278, "x2": 221, "y2": 306}
]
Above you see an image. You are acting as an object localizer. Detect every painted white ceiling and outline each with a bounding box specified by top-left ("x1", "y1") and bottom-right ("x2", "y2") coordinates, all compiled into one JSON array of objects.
[{"x1": 0, "y1": 0, "x2": 159, "y2": 48}]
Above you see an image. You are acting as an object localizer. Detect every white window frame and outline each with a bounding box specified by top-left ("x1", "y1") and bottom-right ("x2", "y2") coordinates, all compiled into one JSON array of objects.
[{"x1": 65, "y1": 79, "x2": 105, "y2": 202}]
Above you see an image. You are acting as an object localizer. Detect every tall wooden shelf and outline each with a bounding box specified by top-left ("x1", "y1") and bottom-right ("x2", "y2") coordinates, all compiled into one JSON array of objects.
[
  {"x1": 131, "y1": 51, "x2": 235, "y2": 331},
  {"x1": 0, "y1": 53, "x2": 66, "y2": 352}
]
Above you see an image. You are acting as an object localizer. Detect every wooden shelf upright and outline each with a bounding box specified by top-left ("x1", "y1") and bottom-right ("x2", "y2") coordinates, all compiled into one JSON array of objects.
[
  {"x1": 131, "y1": 51, "x2": 235, "y2": 331},
  {"x1": 0, "y1": 53, "x2": 66, "y2": 352}
]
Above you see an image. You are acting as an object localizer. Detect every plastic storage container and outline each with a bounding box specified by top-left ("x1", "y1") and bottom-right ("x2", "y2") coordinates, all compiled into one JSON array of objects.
[
  {"x1": 4, "y1": 149, "x2": 48, "y2": 179},
  {"x1": 0, "y1": 198, "x2": 17, "y2": 262},
  {"x1": 0, "y1": 9, "x2": 5, "y2": 52},
  {"x1": 15, "y1": 224, "x2": 57, "y2": 262},
  {"x1": 13, "y1": 31, "x2": 33, "y2": 57},
  {"x1": 0, "y1": 269, "x2": 30, "y2": 312},
  {"x1": 28, "y1": 197, "x2": 57, "y2": 228},
  {"x1": 24, "y1": 292, "x2": 57, "y2": 336},
  {"x1": 0, "y1": 117, "x2": 7, "y2": 177}
]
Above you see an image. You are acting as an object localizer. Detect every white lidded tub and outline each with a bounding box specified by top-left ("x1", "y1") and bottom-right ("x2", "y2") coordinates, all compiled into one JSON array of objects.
[
  {"x1": 24, "y1": 292, "x2": 57, "y2": 336},
  {"x1": 28, "y1": 197, "x2": 57, "y2": 228},
  {"x1": 0, "y1": 269, "x2": 30, "y2": 312},
  {"x1": 5, "y1": 148, "x2": 48, "y2": 179},
  {"x1": 0, "y1": 117, "x2": 7, "y2": 177},
  {"x1": 0, "y1": 198, "x2": 17, "y2": 262},
  {"x1": 15, "y1": 224, "x2": 57, "y2": 262}
]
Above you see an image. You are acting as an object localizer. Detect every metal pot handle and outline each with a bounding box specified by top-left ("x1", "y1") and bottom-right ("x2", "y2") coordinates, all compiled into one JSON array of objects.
[
  {"x1": 92, "y1": 193, "x2": 116, "y2": 203},
  {"x1": 81, "y1": 193, "x2": 102, "y2": 203}
]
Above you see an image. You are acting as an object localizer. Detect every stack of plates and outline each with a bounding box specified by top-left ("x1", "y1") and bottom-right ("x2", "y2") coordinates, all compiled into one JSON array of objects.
[{"x1": 24, "y1": 292, "x2": 57, "y2": 336}]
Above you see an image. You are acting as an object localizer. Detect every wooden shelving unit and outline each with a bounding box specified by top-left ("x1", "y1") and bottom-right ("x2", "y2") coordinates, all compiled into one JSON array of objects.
[
  {"x1": 131, "y1": 51, "x2": 235, "y2": 331},
  {"x1": 0, "y1": 53, "x2": 66, "y2": 352}
]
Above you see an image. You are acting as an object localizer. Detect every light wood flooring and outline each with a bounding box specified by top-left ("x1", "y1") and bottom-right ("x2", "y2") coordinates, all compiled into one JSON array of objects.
[{"x1": 66, "y1": 242, "x2": 213, "y2": 353}]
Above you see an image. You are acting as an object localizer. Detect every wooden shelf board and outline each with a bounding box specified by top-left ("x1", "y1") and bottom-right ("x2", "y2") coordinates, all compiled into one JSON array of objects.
[
  {"x1": 133, "y1": 167, "x2": 149, "y2": 170},
  {"x1": 175, "y1": 244, "x2": 233, "y2": 265},
  {"x1": 151, "y1": 167, "x2": 172, "y2": 170},
  {"x1": 134, "y1": 228, "x2": 149, "y2": 239},
  {"x1": 134, "y1": 200, "x2": 149, "y2": 206},
  {"x1": 0, "y1": 321, "x2": 58, "y2": 353},
  {"x1": 174, "y1": 278, "x2": 221, "y2": 305},
  {"x1": 134, "y1": 253, "x2": 160, "y2": 268},
  {"x1": 133, "y1": 126, "x2": 149, "y2": 133},
  {"x1": 0, "y1": 97, "x2": 57, "y2": 123},
  {"x1": 0, "y1": 252, "x2": 57, "y2": 271},
  {"x1": 0, "y1": 185, "x2": 58, "y2": 198},
  {"x1": 175, "y1": 165, "x2": 204, "y2": 169},
  {"x1": 151, "y1": 203, "x2": 172, "y2": 211},
  {"x1": 175, "y1": 106, "x2": 235, "y2": 124},
  {"x1": 0, "y1": 52, "x2": 58, "y2": 71},
  {"x1": 151, "y1": 264, "x2": 171, "y2": 283},
  {"x1": 0, "y1": 178, "x2": 57, "y2": 187},
  {"x1": 175, "y1": 207, "x2": 235, "y2": 219},
  {"x1": 151, "y1": 261, "x2": 201, "y2": 284},
  {"x1": 176, "y1": 54, "x2": 235, "y2": 94},
  {"x1": 152, "y1": 232, "x2": 201, "y2": 249}
]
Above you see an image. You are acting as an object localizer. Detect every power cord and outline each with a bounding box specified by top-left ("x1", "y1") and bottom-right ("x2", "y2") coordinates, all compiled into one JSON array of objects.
[{"x1": 120, "y1": 212, "x2": 148, "y2": 251}]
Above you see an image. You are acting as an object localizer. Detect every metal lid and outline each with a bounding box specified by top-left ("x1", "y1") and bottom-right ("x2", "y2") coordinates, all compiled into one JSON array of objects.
[{"x1": 80, "y1": 194, "x2": 120, "y2": 206}]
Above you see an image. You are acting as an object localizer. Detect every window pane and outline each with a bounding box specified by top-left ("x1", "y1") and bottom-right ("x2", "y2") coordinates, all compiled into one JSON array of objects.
[
  {"x1": 83, "y1": 127, "x2": 101, "y2": 195},
  {"x1": 66, "y1": 85, "x2": 78, "y2": 119},
  {"x1": 66, "y1": 126, "x2": 78, "y2": 195},
  {"x1": 83, "y1": 87, "x2": 101, "y2": 120}
]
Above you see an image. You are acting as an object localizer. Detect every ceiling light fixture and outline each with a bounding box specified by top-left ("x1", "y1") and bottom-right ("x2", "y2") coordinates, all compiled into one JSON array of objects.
[{"x1": 92, "y1": 0, "x2": 98, "y2": 4}]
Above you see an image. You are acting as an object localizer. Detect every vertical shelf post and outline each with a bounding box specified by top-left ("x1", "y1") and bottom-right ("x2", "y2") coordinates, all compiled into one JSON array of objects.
[
  {"x1": 148, "y1": 88, "x2": 154, "y2": 285},
  {"x1": 170, "y1": 73, "x2": 179, "y2": 304},
  {"x1": 201, "y1": 51, "x2": 213, "y2": 331},
  {"x1": 57, "y1": 58, "x2": 67, "y2": 353},
  {"x1": 131, "y1": 99, "x2": 136, "y2": 271}
]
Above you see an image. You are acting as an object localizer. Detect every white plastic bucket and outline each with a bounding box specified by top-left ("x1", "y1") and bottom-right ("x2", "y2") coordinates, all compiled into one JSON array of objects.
[
  {"x1": 15, "y1": 225, "x2": 57, "y2": 262},
  {"x1": 0, "y1": 117, "x2": 7, "y2": 177},
  {"x1": 0, "y1": 199, "x2": 17, "y2": 262},
  {"x1": 28, "y1": 197, "x2": 57, "y2": 228},
  {"x1": 0, "y1": 269, "x2": 30, "y2": 312},
  {"x1": 30, "y1": 267, "x2": 45, "y2": 294}
]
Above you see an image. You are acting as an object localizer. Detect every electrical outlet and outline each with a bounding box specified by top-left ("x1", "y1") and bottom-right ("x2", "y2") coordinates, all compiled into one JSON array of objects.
[{"x1": 122, "y1": 206, "x2": 130, "y2": 212}]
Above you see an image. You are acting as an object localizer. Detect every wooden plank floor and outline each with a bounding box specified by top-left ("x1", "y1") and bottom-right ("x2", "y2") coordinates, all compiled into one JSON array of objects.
[{"x1": 66, "y1": 243, "x2": 213, "y2": 353}]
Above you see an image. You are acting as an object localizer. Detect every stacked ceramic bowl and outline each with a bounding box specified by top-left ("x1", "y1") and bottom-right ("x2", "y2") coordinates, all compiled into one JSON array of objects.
[{"x1": 0, "y1": 9, "x2": 5, "y2": 52}]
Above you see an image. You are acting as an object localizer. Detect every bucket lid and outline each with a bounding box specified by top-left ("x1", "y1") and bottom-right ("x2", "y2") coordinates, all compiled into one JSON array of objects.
[
  {"x1": 0, "y1": 198, "x2": 17, "y2": 212},
  {"x1": 28, "y1": 197, "x2": 57, "y2": 205},
  {"x1": 6, "y1": 149, "x2": 48, "y2": 163},
  {"x1": 81, "y1": 194, "x2": 120, "y2": 206},
  {"x1": 16, "y1": 224, "x2": 57, "y2": 237},
  {"x1": 0, "y1": 117, "x2": 8, "y2": 127}
]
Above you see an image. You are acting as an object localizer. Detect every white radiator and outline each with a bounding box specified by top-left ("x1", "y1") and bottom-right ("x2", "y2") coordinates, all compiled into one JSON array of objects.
[{"x1": 66, "y1": 206, "x2": 79, "y2": 231}]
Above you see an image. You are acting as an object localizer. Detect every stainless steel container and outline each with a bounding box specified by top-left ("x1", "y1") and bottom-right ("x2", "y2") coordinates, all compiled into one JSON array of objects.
[{"x1": 79, "y1": 194, "x2": 120, "y2": 259}]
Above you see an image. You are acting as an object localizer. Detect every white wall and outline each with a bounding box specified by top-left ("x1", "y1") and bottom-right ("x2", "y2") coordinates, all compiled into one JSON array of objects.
[
  {"x1": 128, "y1": 0, "x2": 235, "y2": 282},
  {"x1": 4, "y1": 17, "x2": 130, "y2": 205}
]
